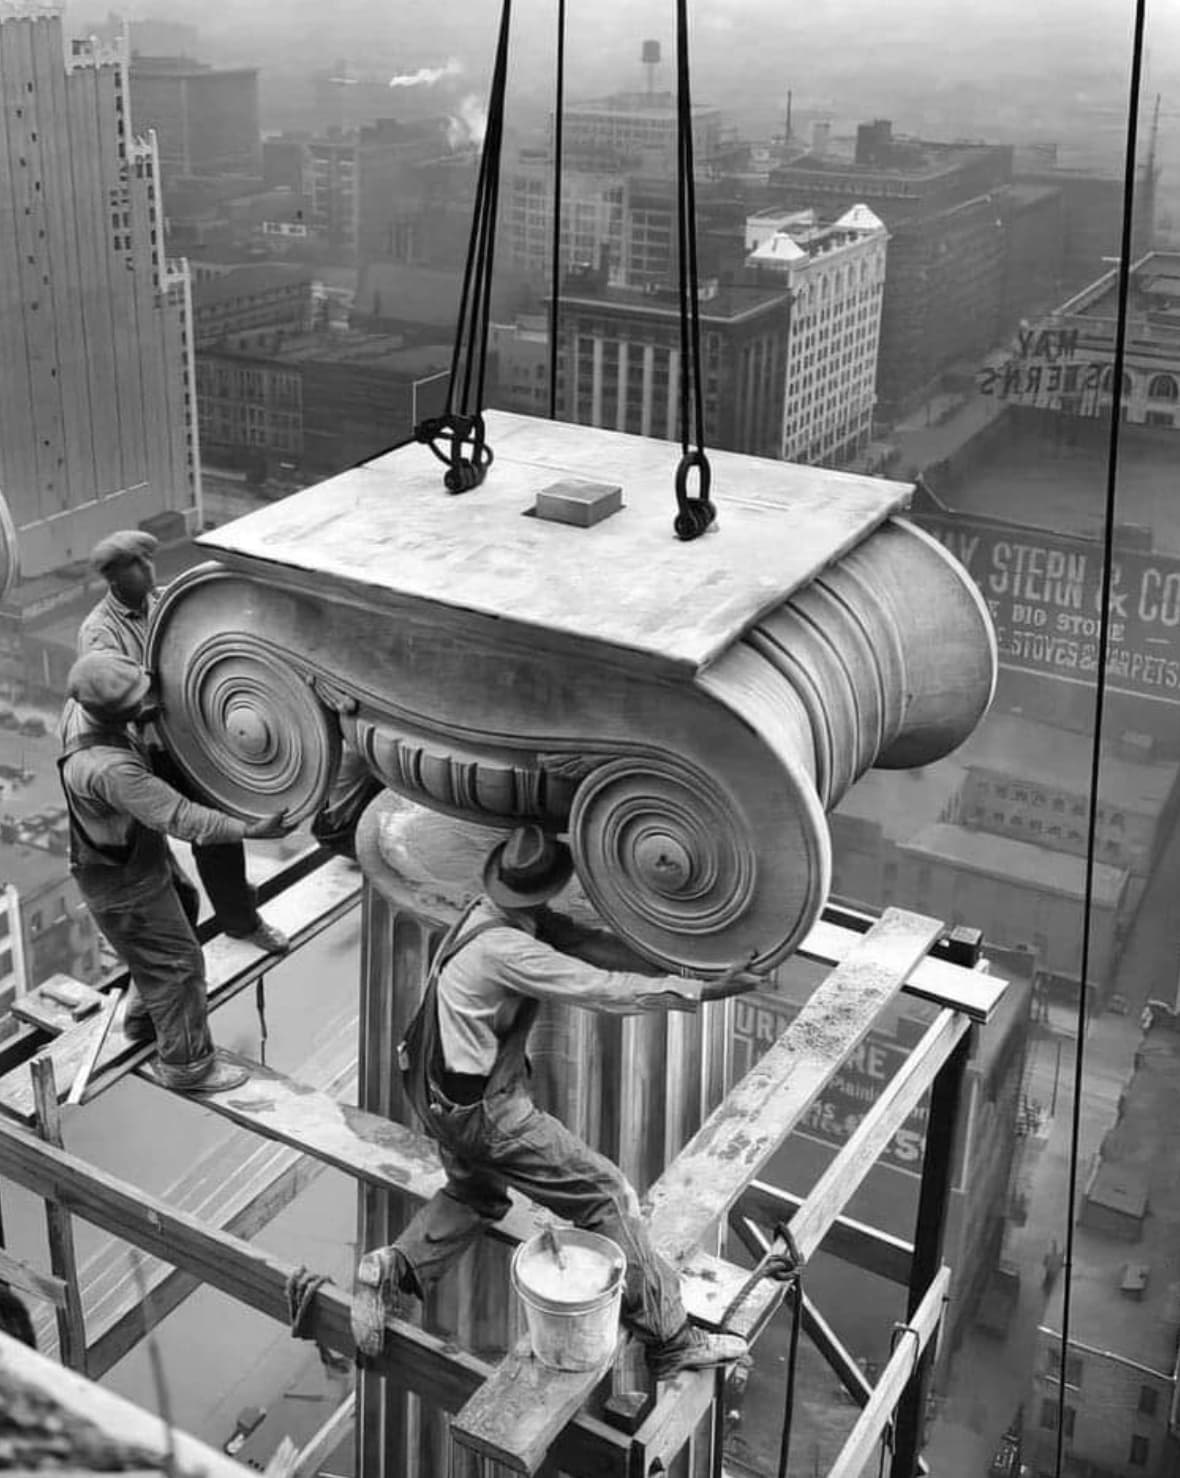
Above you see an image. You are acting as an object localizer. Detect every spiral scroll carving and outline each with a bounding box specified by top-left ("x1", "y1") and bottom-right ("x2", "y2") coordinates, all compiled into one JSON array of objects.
[
  {"x1": 164, "y1": 634, "x2": 340, "y2": 822},
  {"x1": 569, "y1": 756, "x2": 757, "y2": 968}
]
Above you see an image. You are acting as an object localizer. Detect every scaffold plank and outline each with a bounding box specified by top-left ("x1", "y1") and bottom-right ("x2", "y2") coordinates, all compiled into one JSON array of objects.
[
  {"x1": 31, "y1": 1011, "x2": 359, "y2": 1373},
  {"x1": 803, "y1": 910, "x2": 1003, "y2": 1022},
  {"x1": 0, "y1": 1246, "x2": 67, "y2": 1308},
  {"x1": 827, "y1": 1264, "x2": 951, "y2": 1478},
  {"x1": 647, "y1": 909, "x2": 944, "y2": 1266},
  {"x1": 0, "y1": 1119, "x2": 631, "y2": 1478},
  {"x1": 0, "y1": 855, "x2": 361, "y2": 1123}
]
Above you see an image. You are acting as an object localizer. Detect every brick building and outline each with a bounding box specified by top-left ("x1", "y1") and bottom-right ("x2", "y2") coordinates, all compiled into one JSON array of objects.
[
  {"x1": 1026, "y1": 1022, "x2": 1180, "y2": 1477},
  {"x1": 767, "y1": 121, "x2": 1067, "y2": 417},
  {"x1": 191, "y1": 263, "x2": 314, "y2": 349},
  {"x1": 129, "y1": 55, "x2": 260, "y2": 184},
  {"x1": 554, "y1": 270, "x2": 790, "y2": 458},
  {"x1": 745, "y1": 203, "x2": 887, "y2": 466}
]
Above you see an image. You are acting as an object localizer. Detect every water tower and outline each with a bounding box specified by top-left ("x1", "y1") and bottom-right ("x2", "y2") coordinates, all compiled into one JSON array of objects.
[{"x1": 641, "y1": 38, "x2": 660, "y2": 97}]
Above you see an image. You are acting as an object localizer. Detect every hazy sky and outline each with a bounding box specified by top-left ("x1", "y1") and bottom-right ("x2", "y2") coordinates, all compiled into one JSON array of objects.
[{"x1": 69, "y1": 0, "x2": 1177, "y2": 163}]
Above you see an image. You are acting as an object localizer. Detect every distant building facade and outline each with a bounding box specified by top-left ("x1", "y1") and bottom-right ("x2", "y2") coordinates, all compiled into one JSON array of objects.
[
  {"x1": 504, "y1": 150, "x2": 629, "y2": 281},
  {"x1": 488, "y1": 318, "x2": 550, "y2": 417},
  {"x1": 196, "y1": 333, "x2": 451, "y2": 481},
  {"x1": 129, "y1": 55, "x2": 260, "y2": 183},
  {"x1": 1025, "y1": 1022, "x2": 1180, "y2": 1478},
  {"x1": 560, "y1": 90, "x2": 722, "y2": 171},
  {"x1": 767, "y1": 121, "x2": 1064, "y2": 416},
  {"x1": 746, "y1": 203, "x2": 887, "y2": 465},
  {"x1": 191, "y1": 263, "x2": 315, "y2": 349},
  {"x1": 0, "y1": 9, "x2": 197, "y2": 578},
  {"x1": 979, "y1": 252, "x2": 1180, "y2": 430},
  {"x1": 555, "y1": 272, "x2": 790, "y2": 458}
]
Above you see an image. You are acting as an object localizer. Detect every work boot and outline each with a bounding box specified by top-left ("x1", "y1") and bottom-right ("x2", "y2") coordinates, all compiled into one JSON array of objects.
[
  {"x1": 646, "y1": 1325, "x2": 749, "y2": 1381},
  {"x1": 173, "y1": 1057, "x2": 251, "y2": 1095},
  {"x1": 351, "y1": 1246, "x2": 418, "y2": 1359},
  {"x1": 232, "y1": 918, "x2": 290, "y2": 955},
  {"x1": 121, "y1": 1013, "x2": 156, "y2": 1045}
]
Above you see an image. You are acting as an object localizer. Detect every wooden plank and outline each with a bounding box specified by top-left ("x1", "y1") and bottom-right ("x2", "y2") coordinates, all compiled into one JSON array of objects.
[
  {"x1": 0, "y1": 1117, "x2": 630, "y2": 1478},
  {"x1": 802, "y1": 912, "x2": 1004, "y2": 1023},
  {"x1": 0, "y1": 1328, "x2": 255, "y2": 1478},
  {"x1": 0, "y1": 1245, "x2": 68, "y2": 1308},
  {"x1": 32, "y1": 1058, "x2": 86, "y2": 1371},
  {"x1": 292, "y1": 1392, "x2": 356, "y2": 1477},
  {"x1": 32, "y1": 1014, "x2": 359, "y2": 1370},
  {"x1": 449, "y1": 1337, "x2": 613, "y2": 1475},
  {"x1": 647, "y1": 910, "x2": 944, "y2": 1266},
  {"x1": 66, "y1": 986, "x2": 123, "y2": 1106},
  {"x1": 788, "y1": 1009, "x2": 971, "y2": 1264},
  {"x1": 737, "y1": 1181, "x2": 913, "y2": 1286},
  {"x1": 0, "y1": 855, "x2": 361, "y2": 1122},
  {"x1": 827, "y1": 1265, "x2": 951, "y2": 1478}
]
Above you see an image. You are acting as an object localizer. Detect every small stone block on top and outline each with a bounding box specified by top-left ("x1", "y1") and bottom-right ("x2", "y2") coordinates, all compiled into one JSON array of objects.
[{"x1": 533, "y1": 479, "x2": 623, "y2": 528}]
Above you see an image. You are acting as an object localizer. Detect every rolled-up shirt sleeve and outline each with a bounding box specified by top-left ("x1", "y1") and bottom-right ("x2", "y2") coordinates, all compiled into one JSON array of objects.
[
  {"x1": 482, "y1": 928, "x2": 699, "y2": 1014},
  {"x1": 91, "y1": 755, "x2": 247, "y2": 845}
]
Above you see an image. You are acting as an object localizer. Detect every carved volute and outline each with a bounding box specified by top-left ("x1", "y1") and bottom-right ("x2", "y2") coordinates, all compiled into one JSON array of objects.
[{"x1": 147, "y1": 412, "x2": 996, "y2": 973}]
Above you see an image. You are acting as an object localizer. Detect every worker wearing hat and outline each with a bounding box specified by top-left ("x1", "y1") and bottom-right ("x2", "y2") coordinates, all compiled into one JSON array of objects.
[
  {"x1": 77, "y1": 529, "x2": 289, "y2": 954},
  {"x1": 58, "y1": 651, "x2": 291, "y2": 1093},
  {"x1": 352, "y1": 824, "x2": 758, "y2": 1380}
]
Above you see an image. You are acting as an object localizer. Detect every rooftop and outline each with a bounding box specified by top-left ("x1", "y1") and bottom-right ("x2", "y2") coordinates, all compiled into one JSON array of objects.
[
  {"x1": 957, "y1": 712, "x2": 1180, "y2": 812},
  {"x1": 1041, "y1": 1027, "x2": 1180, "y2": 1374},
  {"x1": 1058, "y1": 250, "x2": 1180, "y2": 328},
  {"x1": 776, "y1": 137, "x2": 1005, "y2": 186},
  {"x1": 565, "y1": 91, "x2": 720, "y2": 121},
  {"x1": 899, "y1": 821, "x2": 1128, "y2": 907},
  {"x1": 208, "y1": 331, "x2": 452, "y2": 377},
  {"x1": 835, "y1": 757, "x2": 966, "y2": 844},
  {"x1": 193, "y1": 264, "x2": 313, "y2": 308},
  {"x1": 937, "y1": 417, "x2": 1180, "y2": 553},
  {"x1": 559, "y1": 275, "x2": 791, "y2": 325}
]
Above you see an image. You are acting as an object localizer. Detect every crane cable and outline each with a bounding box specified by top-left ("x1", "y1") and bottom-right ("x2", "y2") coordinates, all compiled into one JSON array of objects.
[
  {"x1": 672, "y1": 0, "x2": 717, "y2": 541},
  {"x1": 414, "y1": 0, "x2": 513, "y2": 492},
  {"x1": 547, "y1": 0, "x2": 566, "y2": 420}
]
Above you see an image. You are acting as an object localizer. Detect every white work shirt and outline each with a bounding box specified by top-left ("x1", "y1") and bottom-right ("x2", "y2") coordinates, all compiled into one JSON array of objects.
[{"x1": 435, "y1": 898, "x2": 700, "y2": 1075}]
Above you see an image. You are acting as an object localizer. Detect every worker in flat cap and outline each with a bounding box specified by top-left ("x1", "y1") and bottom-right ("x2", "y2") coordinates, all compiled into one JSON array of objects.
[
  {"x1": 351, "y1": 824, "x2": 758, "y2": 1381},
  {"x1": 58, "y1": 652, "x2": 293, "y2": 1093},
  {"x1": 78, "y1": 529, "x2": 289, "y2": 953}
]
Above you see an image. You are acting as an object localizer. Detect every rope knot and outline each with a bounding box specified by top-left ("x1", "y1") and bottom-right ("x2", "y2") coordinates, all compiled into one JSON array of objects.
[
  {"x1": 285, "y1": 1266, "x2": 333, "y2": 1341},
  {"x1": 673, "y1": 451, "x2": 716, "y2": 541},
  {"x1": 415, "y1": 412, "x2": 494, "y2": 495}
]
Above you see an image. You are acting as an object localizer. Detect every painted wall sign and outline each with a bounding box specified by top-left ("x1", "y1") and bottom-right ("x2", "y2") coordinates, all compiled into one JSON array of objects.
[
  {"x1": 733, "y1": 993, "x2": 933, "y2": 1180},
  {"x1": 916, "y1": 510, "x2": 1180, "y2": 705},
  {"x1": 976, "y1": 327, "x2": 1111, "y2": 406}
]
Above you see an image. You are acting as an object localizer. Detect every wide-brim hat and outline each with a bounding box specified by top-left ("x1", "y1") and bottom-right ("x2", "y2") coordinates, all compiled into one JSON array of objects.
[{"x1": 483, "y1": 824, "x2": 574, "y2": 908}]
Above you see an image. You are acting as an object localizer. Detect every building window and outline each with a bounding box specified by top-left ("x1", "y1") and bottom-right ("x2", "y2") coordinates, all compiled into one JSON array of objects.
[
  {"x1": 1039, "y1": 1399, "x2": 1057, "y2": 1431},
  {"x1": 1129, "y1": 1435, "x2": 1149, "y2": 1466},
  {"x1": 1148, "y1": 373, "x2": 1178, "y2": 400},
  {"x1": 1138, "y1": 1385, "x2": 1158, "y2": 1418}
]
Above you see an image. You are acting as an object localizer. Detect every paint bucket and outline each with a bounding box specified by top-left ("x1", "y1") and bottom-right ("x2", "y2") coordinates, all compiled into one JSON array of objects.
[{"x1": 510, "y1": 1229, "x2": 625, "y2": 1371}]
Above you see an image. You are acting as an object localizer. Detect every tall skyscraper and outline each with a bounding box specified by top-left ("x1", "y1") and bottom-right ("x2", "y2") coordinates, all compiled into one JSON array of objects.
[{"x1": 0, "y1": 3, "x2": 197, "y2": 578}]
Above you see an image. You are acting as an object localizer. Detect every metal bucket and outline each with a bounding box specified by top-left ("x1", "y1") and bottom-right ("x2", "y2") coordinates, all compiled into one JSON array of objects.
[{"x1": 511, "y1": 1229, "x2": 625, "y2": 1372}]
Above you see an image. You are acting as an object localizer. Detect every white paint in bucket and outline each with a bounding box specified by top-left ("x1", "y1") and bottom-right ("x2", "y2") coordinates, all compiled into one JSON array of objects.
[{"x1": 511, "y1": 1228, "x2": 625, "y2": 1371}]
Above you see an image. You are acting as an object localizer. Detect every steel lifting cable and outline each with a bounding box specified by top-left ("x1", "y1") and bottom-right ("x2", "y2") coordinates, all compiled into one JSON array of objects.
[
  {"x1": 414, "y1": 0, "x2": 513, "y2": 493},
  {"x1": 547, "y1": 0, "x2": 567, "y2": 420},
  {"x1": 672, "y1": 0, "x2": 716, "y2": 541},
  {"x1": 1054, "y1": 0, "x2": 1147, "y2": 1473}
]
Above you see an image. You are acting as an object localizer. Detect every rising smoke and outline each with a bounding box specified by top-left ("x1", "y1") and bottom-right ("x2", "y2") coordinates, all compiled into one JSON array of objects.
[
  {"x1": 446, "y1": 95, "x2": 487, "y2": 149},
  {"x1": 388, "y1": 57, "x2": 463, "y2": 88}
]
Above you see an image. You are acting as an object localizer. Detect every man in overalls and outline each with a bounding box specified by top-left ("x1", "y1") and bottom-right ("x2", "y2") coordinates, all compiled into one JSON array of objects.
[
  {"x1": 58, "y1": 652, "x2": 289, "y2": 1093},
  {"x1": 77, "y1": 529, "x2": 290, "y2": 953},
  {"x1": 352, "y1": 824, "x2": 756, "y2": 1379}
]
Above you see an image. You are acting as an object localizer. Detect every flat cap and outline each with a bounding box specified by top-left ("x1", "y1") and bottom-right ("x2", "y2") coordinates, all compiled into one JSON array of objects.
[
  {"x1": 90, "y1": 529, "x2": 159, "y2": 577},
  {"x1": 67, "y1": 652, "x2": 151, "y2": 721}
]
